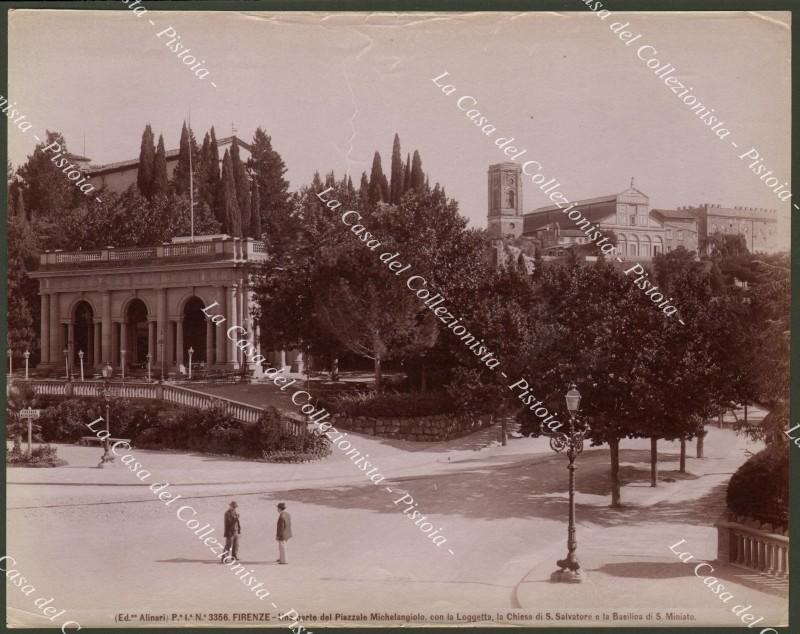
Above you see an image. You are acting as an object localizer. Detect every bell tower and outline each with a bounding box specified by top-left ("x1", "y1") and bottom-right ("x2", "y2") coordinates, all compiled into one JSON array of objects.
[{"x1": 487, "y1": 162, "x2": 523, "y2": 238}]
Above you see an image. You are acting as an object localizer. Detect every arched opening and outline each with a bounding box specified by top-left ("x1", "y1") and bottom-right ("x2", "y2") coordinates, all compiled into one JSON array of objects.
[
  {"x1": 183, "y1": 297, "x2": 207, "y2": 365},
  {"x1": 125, "y1": 299, "x2": 149, "y2": 368},
  {"x1": 73, "y1": 301, "x2": 94, "y2": 367}
]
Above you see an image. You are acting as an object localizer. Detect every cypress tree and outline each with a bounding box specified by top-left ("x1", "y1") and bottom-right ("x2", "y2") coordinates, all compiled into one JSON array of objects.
[
  {"x1": 151, "y1": 134, "x2": 168, "y2": 197},
  {"x1": 250, "y1": 182, "x2": 262, "y2": 238},
  {"x1": 208, "y1": 127, "x2": 221, "y2": 191},
  {"x1": 137, "y1": 124, "x2": 155, "y2": 198},
  {"x1": 403, "y1": 153, "x2": 412, "y2": 194},
  {"x1": 359, "y1": 172, "x2": 370, "y2": 206},
  {"x1": 172, "y1": 122, "x2": 198, "y2": 196},
  {"x1": 219, "y1": 150, "x2": 242, "y2": 236},
  {"x1": 389, "y1": 133, "x2": 403, "y2": 203},
  {"x1": 411, "y1": 150, "x2": 425, "y2": 192},
  {"x1": 368, "y1": 151, "x2": 387, "y2": 204},
  {"x1": 231, "y1": 137, "x2": 251, "y2": 235}
]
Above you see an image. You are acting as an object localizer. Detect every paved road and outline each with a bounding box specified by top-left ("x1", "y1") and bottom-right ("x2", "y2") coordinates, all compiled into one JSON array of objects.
[{"x1": 6, "y1": 423, "x2": 785, "y2": 629}]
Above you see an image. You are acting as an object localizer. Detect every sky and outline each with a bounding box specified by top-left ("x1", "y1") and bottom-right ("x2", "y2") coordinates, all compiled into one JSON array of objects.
[{"x1": 7, "y1": 9, "x2": 792, "y2": 244}]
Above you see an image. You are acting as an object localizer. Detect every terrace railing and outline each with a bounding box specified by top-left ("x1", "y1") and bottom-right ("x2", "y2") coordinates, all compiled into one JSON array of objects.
[{"x1": 24, "y1": 379, "x2": 307, "y2": 435}]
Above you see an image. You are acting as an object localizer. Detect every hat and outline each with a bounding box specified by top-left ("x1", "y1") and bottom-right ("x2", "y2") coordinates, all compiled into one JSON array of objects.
[
  {"x1": 277, "y1": 502, "x2": 286, "y2": 510},
  {"x1": 230, "y1": 501, "x2": 238, "y2": 508}
]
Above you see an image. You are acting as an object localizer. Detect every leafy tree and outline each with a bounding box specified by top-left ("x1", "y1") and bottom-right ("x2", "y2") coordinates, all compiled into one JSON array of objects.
[
  {"x1": 56, "y1": 188, "x2": 219, "y2": 248},
  {"x1": 137, "y1": 124, "x2": 156, "y2": 197},
  {"x1": 16, "y1": 131, "x2": 79, "y2": 219},
  {"x1": 247, "y1": 127, "x2": 290, "y2": 233},
  {"x1": 152, "y1": 134, "x2": 168, "y2": 197}
]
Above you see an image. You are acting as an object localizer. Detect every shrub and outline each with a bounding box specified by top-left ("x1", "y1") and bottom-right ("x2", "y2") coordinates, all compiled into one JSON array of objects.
[
  {"x1": 726, "y1": 444, "x2": 788, "y2": 529},
  {"x1": 38, "y1": 399, "x2": 104, "y2": 443},
  {"x1": 7, "y1": 444, "x2": 66, "y2": 468},
  {"x1": 321, "y1": 391, "x2": 456, "y2": 418}
]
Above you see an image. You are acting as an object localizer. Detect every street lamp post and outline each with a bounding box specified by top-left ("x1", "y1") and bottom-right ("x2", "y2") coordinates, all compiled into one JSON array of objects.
[
  {"x1": 146, "y1": 353, "x2": 151, "y2": 382},
  {"x1": 63, "y1": 348, "x2": 69, "y2": 380},
  {"x1": 98, "y1": 362, "x2": 115, "y2": 468},
  {"x1": 78, "y1": 350, "x2": 85, "y2": 381},
  {"x1": 188, "y1": 347, "x2": 194, "y2": 380},
  {"x1": 550, "y1": 383, "x2": 588, "y2": 584},
  {"x1": 23, "y1": 350, "x2": 30, "y2": 380}
]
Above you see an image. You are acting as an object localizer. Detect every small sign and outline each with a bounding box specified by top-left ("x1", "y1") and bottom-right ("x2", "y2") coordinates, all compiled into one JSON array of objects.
[{"x1": 19, "y1": 408, "x2": 41, "y2": 419}]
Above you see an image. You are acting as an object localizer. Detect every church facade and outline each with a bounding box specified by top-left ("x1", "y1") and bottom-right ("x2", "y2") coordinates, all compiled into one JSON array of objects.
[{"x1": 487, "y1": 162, "x2": 779, "y2": 258}]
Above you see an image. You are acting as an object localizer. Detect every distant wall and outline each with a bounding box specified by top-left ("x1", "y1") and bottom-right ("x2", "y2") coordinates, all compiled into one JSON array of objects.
[{"x1": 330, "y1": 411, "x2": 494, "y2": 442}]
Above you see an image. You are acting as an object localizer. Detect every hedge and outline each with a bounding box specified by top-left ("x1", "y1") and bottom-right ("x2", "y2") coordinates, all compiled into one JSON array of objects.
[
  {"x1": 726, "y1": 444, "x2": 788, "y2": 528},
  {"x1": 33, "y1": 397, "x2": 330, "y2": 461}
]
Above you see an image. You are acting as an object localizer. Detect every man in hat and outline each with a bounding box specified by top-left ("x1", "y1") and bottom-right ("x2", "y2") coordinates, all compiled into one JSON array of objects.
[
  {"x1": 222, "y1": 501, "x2": 241, "y2": 563},
  {"x1": 276, "y1": 502, "x2": 292, "y2": 564}
]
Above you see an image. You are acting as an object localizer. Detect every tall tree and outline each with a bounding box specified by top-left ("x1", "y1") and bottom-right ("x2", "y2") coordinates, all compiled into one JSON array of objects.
[
  {"x1": 403, "y1": 153, "x2": 412, "y2": 194},
  {"x1": 368, "y1": 151, "x2": 387, "y2": 204},
  {"x1": 7, "y1": 220, "x2": 39, "y2": 361},
  {"x1": 207, "y1": 127, "x2": 221, "y2": 208},
  {"x1": 16, "y1": 131, "x2": 78, "y2": 219},
  {"x1": 389, "y1": 133, "x2": 404, "y2": 204},
  {"x1": 411, "y1": 150, "x2": 425, "y2": 192},
  {"x1": 230, "y1": 137, "x2": 251, "y2": 235},
  {"x1": 151, "y1": 134, "x2": 168, "y2": 197},
  {"x1": 137, "y1": 124, "x2": 156, "y2": 198},
  {"x1": 247, "y1": 127, "x2": 290, "y2": 235},
  {"x1": 218, "y1": 150, "x2": 242, "y2": 236},
  {"x1": 250, "y1": 182, "x2": 262, "y2": 238},
  {"x1": 172, "y1": 121, "x2": 198, "y2": 196}
]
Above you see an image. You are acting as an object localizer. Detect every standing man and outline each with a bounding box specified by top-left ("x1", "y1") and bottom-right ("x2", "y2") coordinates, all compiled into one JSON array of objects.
[
  {"x1": 276, "y1": 502, "x2": 292, "y2": 564},
  {"x1": 222, "y1": 501, "x2": 241, "y2": 563}
]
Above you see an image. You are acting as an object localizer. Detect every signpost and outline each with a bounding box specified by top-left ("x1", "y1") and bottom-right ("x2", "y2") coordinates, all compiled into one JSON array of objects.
[{"x1": 20, "y1": 408, "x2": 41, "y2": 457}]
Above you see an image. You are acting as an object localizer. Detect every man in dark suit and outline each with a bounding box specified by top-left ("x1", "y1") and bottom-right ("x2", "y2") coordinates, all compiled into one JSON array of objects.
[
  {"x1": 222, "y1": 501, "x2": 241, "y2": 563},
  {"x1": 276, "y1": 502, "x2": 292, "y2": 564}
]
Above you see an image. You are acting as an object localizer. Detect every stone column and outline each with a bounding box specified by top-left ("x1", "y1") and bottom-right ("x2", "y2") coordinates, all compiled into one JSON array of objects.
[
  {"x1": 49, "y1": 294, "x2": 61, "y2": 363},
  {"x1": 156, "y1": 288, "x2": 167, "y2": 367},
  {"x1": 176, "y1": 320, "x2": 184, "y2": 366},
  {"x1": 67, "y1": 321, "x2": 75, "y2": 376},
  {"x1": 227, "y1": 284, "x2": 239, "y2": 365},
  {"x1": 93, "y1": 322, "x2": 101, "y2": 367},
  {"x1": 205, "y1": 319, "x2": 214, "y2": 366},
  {"x1": 101, "y1": 291, "x2": 112, "y2": 365},
  {"x1": 240, "y1": 280, "x2": 252, "y2": 371},
  {"x1": 40, "y1": 294, "x2": 51, "y2": 364},
  {"x1": 215, "y1": 287, "x2": 227, "y2": 366},
  {"x1": 119, "y1": 321, "x2": 127, "y2": 371},
  {"x1": 147, "y1": 321, "x2": 156, "y2": 362},
  {"x1": 111, "y1": 323, "x2": 119, "y2": 367}
]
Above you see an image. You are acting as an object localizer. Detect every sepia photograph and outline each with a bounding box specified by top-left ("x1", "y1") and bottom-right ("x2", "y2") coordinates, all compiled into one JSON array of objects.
[{"x1": 3, "y1": 3, "x2": 792, "y2": 630}]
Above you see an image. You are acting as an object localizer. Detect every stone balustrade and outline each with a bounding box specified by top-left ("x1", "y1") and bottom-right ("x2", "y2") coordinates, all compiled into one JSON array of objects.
[
  {"x1": 23, "y1": 379, "x2": 306, "y2": 436},
  {"x1": 717, "y1": 513, "x2": 789, "y2": 578},
  {"x1": 40, "y1": 236, "x2": 267, "y2": 270}
]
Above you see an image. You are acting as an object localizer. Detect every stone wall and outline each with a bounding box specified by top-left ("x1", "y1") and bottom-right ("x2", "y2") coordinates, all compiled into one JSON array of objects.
[{"x1": 329, "y1": 411, "x2": 495, "y2": 442}]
